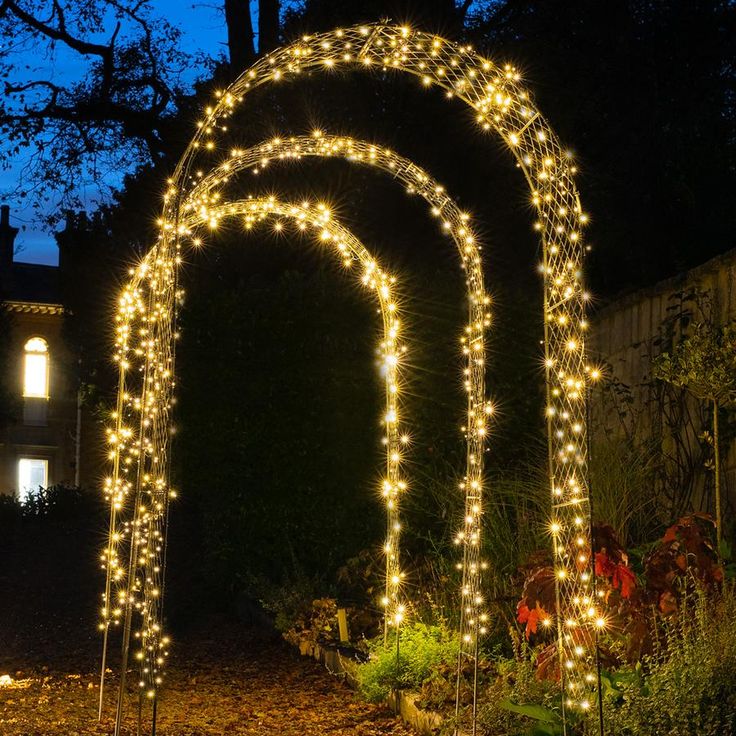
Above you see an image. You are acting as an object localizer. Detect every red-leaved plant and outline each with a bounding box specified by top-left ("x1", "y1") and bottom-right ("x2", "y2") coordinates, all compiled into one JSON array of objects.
[
  {"x1": 514, "y1": 514, "x2": 724, "y2": 674},
  {"x1": 516, "y1": 524, "x2": 637, "y2": 641},
  {"x1": 643, "y1": 513, "x2": 723, "y2": 614}
]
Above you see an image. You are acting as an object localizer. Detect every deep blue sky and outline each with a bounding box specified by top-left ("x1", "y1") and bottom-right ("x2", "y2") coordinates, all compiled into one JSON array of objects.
[{"x1": 2, "y1": 1, "x2": 234, "y2": 265}]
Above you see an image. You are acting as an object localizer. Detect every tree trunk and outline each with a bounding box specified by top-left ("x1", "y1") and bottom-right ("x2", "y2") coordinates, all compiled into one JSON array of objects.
[
  {"x1": 225, "y1": 0, "x2": 256, "y2": 77},
  {"x1": 258, "y1": 0, "x2": 280, "y2": 55}
]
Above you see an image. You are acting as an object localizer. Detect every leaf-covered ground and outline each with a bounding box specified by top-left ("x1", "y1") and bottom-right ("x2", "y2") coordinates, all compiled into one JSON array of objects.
[
  {"x1": 0, "y1": 518, "x2": 414, "y2": 735},
  {"x1": 0, "y1": 624, "x2": 415, "y2": 735}
]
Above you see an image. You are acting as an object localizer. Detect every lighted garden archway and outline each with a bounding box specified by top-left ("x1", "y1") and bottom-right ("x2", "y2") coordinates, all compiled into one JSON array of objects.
[
  {"x1": 103, "y1": 128, "x2": 500, "y2": 733},
  {"x1": 100, "y1": 197, "x2": 410, "y2": 732},
  {"x1": 101, "y1": 21, "x2": 602, "y2": 736},
  {"x1": 185, "y1": 131, "x2": 493, "y2": 658}
]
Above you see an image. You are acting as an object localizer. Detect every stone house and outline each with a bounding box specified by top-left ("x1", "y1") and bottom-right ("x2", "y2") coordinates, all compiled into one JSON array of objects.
[{"x1": 0, "y1": 205, "x2": 97, "y2": 497}]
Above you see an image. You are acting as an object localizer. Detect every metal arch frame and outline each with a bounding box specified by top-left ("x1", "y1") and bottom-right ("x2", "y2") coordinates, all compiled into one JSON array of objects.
[
  {"x1": 101, "y1": 197, "x2": 408, "y2": 735},
  {"x1": 103, "y1": 21, "x2": 602, "y2": 736},
  {"x1": 185, "y1": 132, "x2": 493, "y2": 679},
  {"x1": 169, "y1": 23, "x2": 598, "y2": 729}
]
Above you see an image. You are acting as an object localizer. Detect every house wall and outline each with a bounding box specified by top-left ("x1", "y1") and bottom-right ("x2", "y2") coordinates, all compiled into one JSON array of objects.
[
  {"x1": 0, "y1": 307, "x2": 100, "y2": 494},
  {"x1": 0, "y1": 206, "x2": 104, "y2": 497}
]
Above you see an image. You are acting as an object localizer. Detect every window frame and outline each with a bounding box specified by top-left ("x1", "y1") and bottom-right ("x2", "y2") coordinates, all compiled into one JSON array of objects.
[
  {"x1": 22, "y1": 336, "x2": 50, "y2": 399},
  {"x1": 17, "y1": 456, "x2": 50, "y2": 502}
]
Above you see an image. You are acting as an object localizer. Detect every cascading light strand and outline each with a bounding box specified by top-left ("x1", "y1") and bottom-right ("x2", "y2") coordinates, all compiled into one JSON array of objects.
[
  {"x1": 182, "y1": 131, "x2": 492, "y2": 661},
  {"x1": 155, "y1": 23, "x2": 598, "y2": 726}
]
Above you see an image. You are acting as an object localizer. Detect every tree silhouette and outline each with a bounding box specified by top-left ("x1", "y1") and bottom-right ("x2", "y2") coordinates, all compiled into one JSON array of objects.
[{"x1": 0, "y1": 0, "x2": 282, "y2": 216}]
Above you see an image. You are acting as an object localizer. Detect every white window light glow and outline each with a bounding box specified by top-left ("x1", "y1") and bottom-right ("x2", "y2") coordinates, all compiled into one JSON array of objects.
[
  {"x1": 23, "y1": 337, "x2": 49, "y2": 398},
  {"x1": 18, "y1": 458, "x2": 48, "y2": 502}
]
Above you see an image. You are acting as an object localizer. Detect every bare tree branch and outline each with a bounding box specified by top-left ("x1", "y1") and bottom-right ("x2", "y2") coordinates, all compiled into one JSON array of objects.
[
  {"x1": 0, "y1": 0, "x2": 198, "y2": 213},
  {"x1": 5, "y1": 0, "x2": 114, "y2": 58},
  {"x1": 4, "y1": 79, "x2": 63, "y2": 97}
]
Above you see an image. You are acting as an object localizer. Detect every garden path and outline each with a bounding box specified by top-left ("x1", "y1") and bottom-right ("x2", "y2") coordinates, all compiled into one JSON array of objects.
[
  {"x1": 0, "y1": 621, "x2": 414, "y2": 736},
  {"x1": 0, "y1": 517, "x2": 414, "y2": 736}
]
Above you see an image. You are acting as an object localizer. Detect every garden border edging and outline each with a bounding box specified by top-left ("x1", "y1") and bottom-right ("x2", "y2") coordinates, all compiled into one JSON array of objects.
[{"x1": 297, "y1": 640, "x2": 445, "y2": 736}]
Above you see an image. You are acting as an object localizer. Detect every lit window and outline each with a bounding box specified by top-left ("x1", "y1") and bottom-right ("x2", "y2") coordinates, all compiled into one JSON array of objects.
[
  {"x1": 23, "y1": 337, "x2": 49, "y2": 398},
  {"x1": 18, "y1": 458, "x2": 48, "y2": 501}
]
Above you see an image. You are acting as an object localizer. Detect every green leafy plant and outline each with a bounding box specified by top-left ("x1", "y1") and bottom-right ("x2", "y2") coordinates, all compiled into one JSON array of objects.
[
  {"x1": 356, "y1": 621, "x2": 460, "y2": 702},
  {"x1": 475, "y1": 638, "x2": 561, "y2": 736},
  {"x1": 603, "y1": 581, "x2": 736, "y2": 736},
  {"x1": 653, "y1": 321, "x2": 736, "y2": 550},
  {"x1": 498, "y1": 701, "x2": 563, "y2": 736}
]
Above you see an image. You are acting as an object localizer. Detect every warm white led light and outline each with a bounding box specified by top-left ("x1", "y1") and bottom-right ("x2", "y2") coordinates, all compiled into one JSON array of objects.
[{"x1": 100, "y1": 23, "x2": 598, "y2": 736}]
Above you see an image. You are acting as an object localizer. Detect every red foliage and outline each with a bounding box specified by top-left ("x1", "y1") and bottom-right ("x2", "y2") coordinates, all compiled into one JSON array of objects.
[
  {"x1": 595, "y1": 550, "x2": 637, "y2": 599},
  {"x1": 645, "y1": 513, "x2": 723, "y2": 613},
  {"x1": 534, "y1": 642, "x2": 560, "y2": 681},
  {"x1": 613, "y1": 564, "x2": 637, "y2": 599},
  {"x1": 516, "y1": 566, "x2": 557, "y2": 640},
  {"x1": 593, "y1": 524, "x2": 636, "y2": 596},
  {"x1": 513, "y1": 516, "x2": 725, "y2": 672},
  {"x1": 517, "y1": 601, "x2": 551, "y2": 639}
]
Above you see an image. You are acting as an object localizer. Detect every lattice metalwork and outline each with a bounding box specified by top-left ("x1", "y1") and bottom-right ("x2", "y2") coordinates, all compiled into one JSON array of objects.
[
  {"x1": 100, "y1": 198, "x2": 408, "y2": 734},
  {"x1": 100, "y1": 22, "x2": 601, "y2": 736}
]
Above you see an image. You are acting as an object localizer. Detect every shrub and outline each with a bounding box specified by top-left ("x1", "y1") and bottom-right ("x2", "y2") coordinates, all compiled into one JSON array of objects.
[
  {"x1": 357, "y1": 621, "x2": 460, "y2": 702},
  {"x1": 21, "y1": 483, "x2": 95, "y2": 521},
  {"x1": 603, "y1": 582, "x2": 736, "y2": 736},
  {"x1": 0, "y1": 493, "x2": 22, "y2": 548},
  {"x1": 475, "y1": 638, "x2": 561, "y2": 736},
  {"x1": 258, "y1": 572, "x2": 323, "y2": 636},
  {"x1": 279, "y1": 596, "x2": 340, "y2": 647}
]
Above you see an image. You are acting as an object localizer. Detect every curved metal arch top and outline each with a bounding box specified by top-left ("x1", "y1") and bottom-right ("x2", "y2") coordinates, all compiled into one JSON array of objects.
[
  {"x1": 184, "y1": 131, "x2": 493, "y2": 654},
  {"x1": 161, "y1": 22, "x2": 598, "y2": 719}
]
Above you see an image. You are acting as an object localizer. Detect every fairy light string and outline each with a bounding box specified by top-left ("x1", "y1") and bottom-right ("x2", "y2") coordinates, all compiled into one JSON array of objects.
[
  {"x1": 99, "y1": 22, "x2": 603, "y2": 735},
  {"x1": 184, "y1": 131, "x2": 493, "y2": 664}
]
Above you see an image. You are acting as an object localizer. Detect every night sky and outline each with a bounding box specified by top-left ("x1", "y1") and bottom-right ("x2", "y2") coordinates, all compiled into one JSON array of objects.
[{"x1": 1, "y1": 1, "x2": 234, "y2": 265}]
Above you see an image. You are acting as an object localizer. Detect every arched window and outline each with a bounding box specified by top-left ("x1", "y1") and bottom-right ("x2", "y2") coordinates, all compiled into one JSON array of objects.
[{"x1": 23, "y1": 337, "x2": 49, "y2": 398}]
